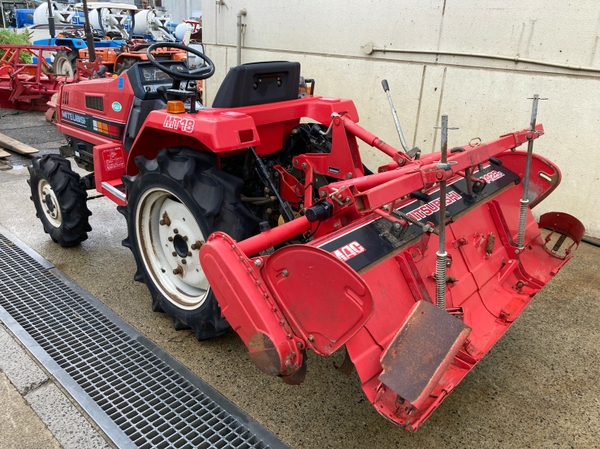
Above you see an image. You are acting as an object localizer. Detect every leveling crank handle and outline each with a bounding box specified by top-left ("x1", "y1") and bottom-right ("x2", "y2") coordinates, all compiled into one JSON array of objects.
[{"x1": 381, "y1": 79, "x2": 420, "y2": 159}]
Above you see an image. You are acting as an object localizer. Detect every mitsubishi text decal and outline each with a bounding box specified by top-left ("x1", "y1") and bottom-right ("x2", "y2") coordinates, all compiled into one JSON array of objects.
[
  {"x1": 405, "y1": 190, "x2": 462, "y2": 221},
  {"x1": 319, "y1": 165, "x2": 518, "y2": 271}
]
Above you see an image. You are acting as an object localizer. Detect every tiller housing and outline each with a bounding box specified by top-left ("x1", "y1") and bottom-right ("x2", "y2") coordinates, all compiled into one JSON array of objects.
[
  {"x1": 199, "y1": 104, "x2": 584, "y2": 430},
  {"x1": 31, "y1": 53, "x2": 583, "y2": 430}
]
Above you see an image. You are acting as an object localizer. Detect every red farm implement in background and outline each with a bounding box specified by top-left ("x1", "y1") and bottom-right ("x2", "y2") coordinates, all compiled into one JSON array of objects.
[
  {"x1": 28, "y1": 43, "x2": 584, "y2": 431},
  {"x1": 0, "y1": 44, "x2": 76, "y2": 111}
]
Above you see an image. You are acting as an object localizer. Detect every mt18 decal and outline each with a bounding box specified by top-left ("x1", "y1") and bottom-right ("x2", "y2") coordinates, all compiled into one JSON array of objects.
[{"x1": 163, "y1": 116, "x2": 195, "y2": 133}]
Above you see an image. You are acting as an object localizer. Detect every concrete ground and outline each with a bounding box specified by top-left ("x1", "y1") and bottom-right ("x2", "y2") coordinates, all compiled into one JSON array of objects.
[{"x1": 0, "y1": 110, "x2": 598, "y2": 448}]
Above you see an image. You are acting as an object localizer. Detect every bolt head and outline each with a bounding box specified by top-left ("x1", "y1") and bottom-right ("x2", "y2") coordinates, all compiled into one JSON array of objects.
[
  {"x1": 172, "y1": 251, "x2": 177, "y2": 257},
  {"x1": 254, "y1": 259, "x2": 262, "y2": 267},
  {"x1": 181, "y1": 259, "x2": 187, "y2": 265},
  {"x1": 173, "y1": 228, "x2": 179, "y2": 234}
]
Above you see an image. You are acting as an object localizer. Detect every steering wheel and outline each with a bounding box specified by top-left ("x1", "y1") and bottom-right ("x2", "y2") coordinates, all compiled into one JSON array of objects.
[{"x1": 145, "y1": 42, "x2": 215, "y2": 81}]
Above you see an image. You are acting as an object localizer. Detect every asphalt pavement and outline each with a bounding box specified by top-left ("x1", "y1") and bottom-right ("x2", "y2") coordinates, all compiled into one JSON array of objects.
[{"x1": 0, "y1": 110, "x2": 598, "y2": 448}]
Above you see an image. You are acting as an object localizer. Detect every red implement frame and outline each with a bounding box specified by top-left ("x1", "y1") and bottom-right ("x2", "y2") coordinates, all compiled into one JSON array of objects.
[{"x1": 0, "y1": 44, "x2": 77, "y2": 111}]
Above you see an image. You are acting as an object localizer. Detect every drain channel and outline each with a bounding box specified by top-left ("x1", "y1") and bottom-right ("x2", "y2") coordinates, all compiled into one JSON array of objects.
[{"x1": 0, "y1": 230, "x2": 286, "y2": 449}]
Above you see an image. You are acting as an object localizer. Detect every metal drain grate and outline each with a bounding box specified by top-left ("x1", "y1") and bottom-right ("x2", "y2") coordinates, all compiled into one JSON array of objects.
[{"x1": 0, "y1": 231, "x2": 285, "y2": 449}]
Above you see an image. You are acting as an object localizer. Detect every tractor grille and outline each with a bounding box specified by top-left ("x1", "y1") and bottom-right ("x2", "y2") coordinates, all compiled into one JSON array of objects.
[{"x1": 0, "y1": 231, "x2": 285, "y2": 449}]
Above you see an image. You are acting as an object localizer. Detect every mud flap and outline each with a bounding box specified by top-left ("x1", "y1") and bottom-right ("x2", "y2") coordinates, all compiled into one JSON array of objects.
[{"x1": 378, "y1": 300, "x2": 471, "y2": 410}]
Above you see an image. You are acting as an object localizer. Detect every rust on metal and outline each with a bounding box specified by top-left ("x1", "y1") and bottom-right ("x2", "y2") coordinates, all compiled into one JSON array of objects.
[
  {"x1": 334, "y1": 348, "x2": 355, "y2": 376},
  {"x1": 281, "y1": 351, "x2": 307, "y2": 385},
  {"x1": 160, "y1": 211, "x2": 171, "y2": 226},
  {"x1": 485, "y1": 232, "x2": 496, "y2": 255},
  {"x1": 378, "y1": 300, "x2": 470, "y2": 409},
  {"x1": 247, "y1": 332, "x2": 282, "y2": 376},
  {"x1": 190, "y1": 240, "x2": 204, "y2": 250}
]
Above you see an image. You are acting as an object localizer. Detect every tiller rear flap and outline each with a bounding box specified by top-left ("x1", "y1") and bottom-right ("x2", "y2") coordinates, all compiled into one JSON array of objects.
[{"x1": 200, "y1": 113, "x2": 584, "y2": 431}]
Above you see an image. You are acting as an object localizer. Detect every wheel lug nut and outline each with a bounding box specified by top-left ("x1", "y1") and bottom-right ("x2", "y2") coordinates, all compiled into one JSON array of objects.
[
  {"x1": 168, "y1": 236, "x2": 173, "y2": 242},
  {"x1": 172, "y1": 251, "x2": 177, "y2": 257},
  {"x1": 187, "y1": 251, "x2": 192, "y2": 257},
  {"x1": 181, "y1": 259, "x2": 187, "y2": 265},
  {"x1": 173, "y1": 228, "x2": 179, "y2": 234},
  {"x1": 173, "y1": 266, "x2": 182, "y2": 275},
  {"x1": 183, "y1": 236, "x2": 188, "y2": 241},
  {"x1": 160, "y1": 212, "x2": 171, "y2": 226}
]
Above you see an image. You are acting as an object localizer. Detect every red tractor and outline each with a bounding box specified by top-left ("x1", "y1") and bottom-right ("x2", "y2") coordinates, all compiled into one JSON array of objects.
[{"x1": 29, "y1": 42, "x2": 584, "y2": 430}]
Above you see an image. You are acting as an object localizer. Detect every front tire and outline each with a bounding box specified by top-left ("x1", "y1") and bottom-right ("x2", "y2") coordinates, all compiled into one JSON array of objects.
[
  {"x1": 27, "y1": 155, "x2": 92, "y2": 247},
  {"x1": 119, "y1": 148, "x2": 255, "y2": 340}
]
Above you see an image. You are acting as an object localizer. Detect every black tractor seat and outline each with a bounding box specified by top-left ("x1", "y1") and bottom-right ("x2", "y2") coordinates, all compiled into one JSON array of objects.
[{"x1": 212, "y1": 61, "x2": 301, "y2": 108}]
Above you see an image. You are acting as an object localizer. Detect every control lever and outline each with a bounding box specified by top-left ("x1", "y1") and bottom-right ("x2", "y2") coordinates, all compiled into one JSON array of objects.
[{"x1": 381, "y1": 79, "x2": 421, "y2": 159}]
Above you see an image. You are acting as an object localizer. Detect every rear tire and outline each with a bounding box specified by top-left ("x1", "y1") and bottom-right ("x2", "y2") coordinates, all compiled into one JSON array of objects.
[
  {"x1": 119, "y1": 148, "x2": 255, "y2": 340},
  {"x1": 116, "y1": 58, "x2": 137, "y2": 75},
  {"x1": 52, "y1": 50, "x2": 76, "y2": 77},
  {"x1": 27, "y1": 155, "x2": 92, "y2": 247}
]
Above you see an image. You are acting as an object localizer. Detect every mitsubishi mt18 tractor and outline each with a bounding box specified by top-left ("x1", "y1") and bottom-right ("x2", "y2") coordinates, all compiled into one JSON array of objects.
[{"x1": 29, "y1": 42, "x2": 584, "y2": 430}]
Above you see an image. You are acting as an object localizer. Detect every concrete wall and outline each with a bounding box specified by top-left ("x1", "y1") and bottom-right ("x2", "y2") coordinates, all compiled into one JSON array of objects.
[{"x1": 201, "y1": 0, "x2": 600, "y2": 237}]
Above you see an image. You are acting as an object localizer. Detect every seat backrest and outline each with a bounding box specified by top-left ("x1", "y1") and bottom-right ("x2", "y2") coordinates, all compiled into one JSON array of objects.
[{"x1": 212, "y1": 61, "x2": 300, "y2": 108}]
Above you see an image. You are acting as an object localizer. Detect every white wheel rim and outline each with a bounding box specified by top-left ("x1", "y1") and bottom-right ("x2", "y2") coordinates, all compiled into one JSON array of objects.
[
  {"x1": 135, "y1": 187, "x2": 209, "y2": 310},
  {"x1": 38, "y1": 179, "x2": 62, "y2": 228},
  {"x1": 54, "y1": 56, "x2": 74, "y2": 77}
]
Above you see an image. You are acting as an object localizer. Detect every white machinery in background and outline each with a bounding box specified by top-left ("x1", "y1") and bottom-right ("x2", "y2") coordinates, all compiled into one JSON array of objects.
[{"x1": 132, "y1": 8, "x2": 174, "y2": 42}]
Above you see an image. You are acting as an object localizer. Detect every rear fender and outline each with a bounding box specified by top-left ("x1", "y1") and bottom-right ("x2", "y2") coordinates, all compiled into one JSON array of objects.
[{"x1": 126, "y1": 110, "x2": 260, "y2": 176}]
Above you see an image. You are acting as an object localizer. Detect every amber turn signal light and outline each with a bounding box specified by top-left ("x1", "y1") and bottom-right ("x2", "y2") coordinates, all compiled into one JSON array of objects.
[{"x1": 166, "y1": 101, "x2": 186, "y2": 114}]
